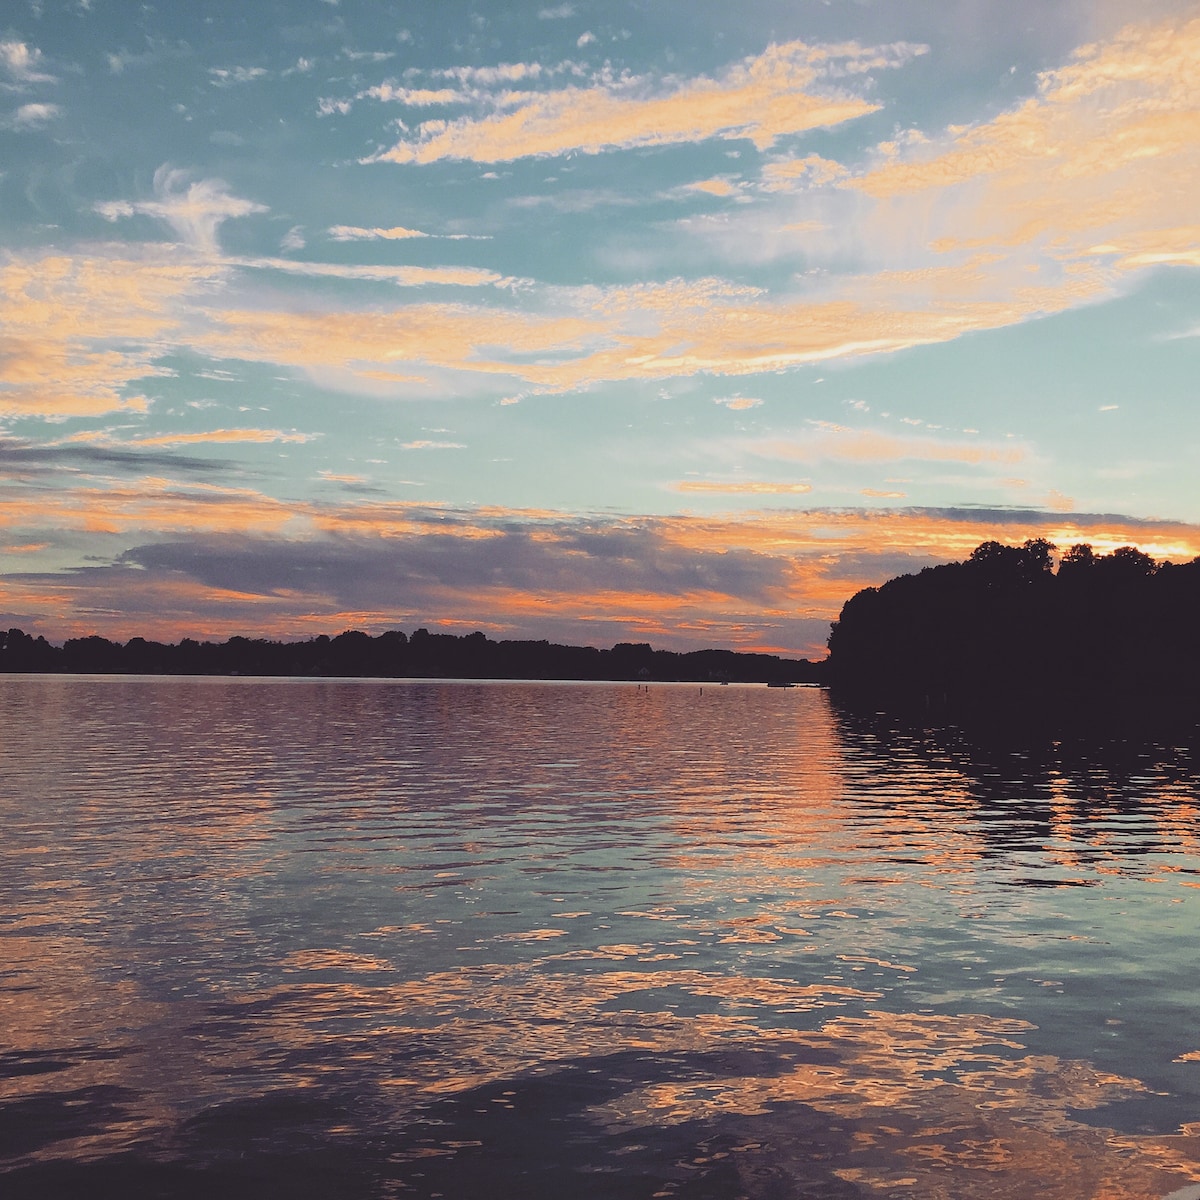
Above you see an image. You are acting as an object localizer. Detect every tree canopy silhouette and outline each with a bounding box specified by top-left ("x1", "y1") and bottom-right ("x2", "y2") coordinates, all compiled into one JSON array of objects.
[
  {"x1": 0, "y1": 625, "x2": 822, "y2": 685},
  {"x1": 827, "y1": 539, "x2": 1200, "y2": 710}
]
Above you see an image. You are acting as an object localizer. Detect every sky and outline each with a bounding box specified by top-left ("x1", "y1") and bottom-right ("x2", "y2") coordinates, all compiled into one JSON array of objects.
[{"x1": 2, "y1": 0, "x2": 1199, "y2": 657}]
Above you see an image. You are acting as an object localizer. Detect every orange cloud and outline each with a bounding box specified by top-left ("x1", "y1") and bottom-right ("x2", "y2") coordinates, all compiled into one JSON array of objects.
[
  {"x1": 523, "y1": 262, "x2": 1113, "y2": 385},
  {"x1": 761, "y1": 153, "x2": 848, "y2": 191},
  {"x1": 0, "y1": 479, "x2": 305, "y2": 537},
  {"x1": 131, "y1": 429, "x2": 315, "y2": 446},
  {"x1": 686, "y1": 178, "x2": 739, "y2": 198},
  {"x1": 230, "y1": 257, "x2": 508, "y2": 288},
  {"x1": 370, "y1": 41, "x2": 905, "y2": 164},
  {"x1": 195, "y1": 267, "x2": 1109, "y2": 395},
  {"x1": 202, "y1": 303, "x2": 601, "y2": 384},
  {"x1": 328, "y1": 224, "x2": 429, "y2": 240},
  {"x1": 0, "y1": 247, "x2": 219, "y2": 418},
  {"x1": 851, "y1": 17, "x2": 1200, "y2": 274}
]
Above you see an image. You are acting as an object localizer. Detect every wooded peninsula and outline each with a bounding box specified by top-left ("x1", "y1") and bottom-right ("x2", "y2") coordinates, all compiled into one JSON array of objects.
[{"x1": 826, "y1": 538, "x2": 1200, "y2": 712}]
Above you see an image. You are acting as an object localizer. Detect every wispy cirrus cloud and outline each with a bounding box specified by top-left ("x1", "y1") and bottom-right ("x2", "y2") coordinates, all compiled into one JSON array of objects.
[
  {"x1": 0, "y1": 246, "x2": 221, "y2": 419},
  {"x1": 328, "y1": 224, "x2": 430, "y2": 240},
  {"x1": 130, "y1": 429, "x2": 316, "y2": 447},
  {"x1": 186, "y1": 259, "x2": 1108, "y2": 398},
  {"x1": 327, "y1": 223, "x2": 484, "y2": 243},
  {"x1": 747, "y1": 426, "x2": 1026, "y2": 467},
  {"x1": 208, "y1": 66, "x2": 268, "y2": 86},
  {"x1": 846, "y1": 16, "x2": 1200, "y2": 275},
  {"x1": 95, "y1": 165, "x2": 267, "y2": 254},
  {"x1": 365, "y1": 40, "x2": 925, "y2": 164},
  {"x1": 361, "y1": 84, "x2": 466, "y2": 106},
  {"x1": 0, "y1": 436, "x2": 226, "y2": 478},
  {"x1": 228, "y1": 256, "x2": 509, "y2": 288},
  {"x1": 674, "y1": 481, "x2": 813, "y2": 496}
]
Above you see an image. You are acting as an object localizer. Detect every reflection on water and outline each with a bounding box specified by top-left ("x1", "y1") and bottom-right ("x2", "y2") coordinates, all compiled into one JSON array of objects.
[{"x1": 2, "y1": 676, "x2": 1199, "y2": 1197}]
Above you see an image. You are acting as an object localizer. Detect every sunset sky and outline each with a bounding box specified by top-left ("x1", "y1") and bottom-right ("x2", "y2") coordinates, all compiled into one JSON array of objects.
[{"x1": 2, "y1": 0, "x2": 1199, "y2": 656}]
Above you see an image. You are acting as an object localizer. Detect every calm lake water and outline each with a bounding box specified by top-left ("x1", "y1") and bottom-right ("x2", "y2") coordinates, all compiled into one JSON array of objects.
[{"x1": 2, "y1": 676, "x2": 1200, "y2": 1199}]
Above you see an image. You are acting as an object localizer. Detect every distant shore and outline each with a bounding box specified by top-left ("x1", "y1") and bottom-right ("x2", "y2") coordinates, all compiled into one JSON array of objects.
[{"x1": 0, "y1": 626, "x2": 826, "y2": 685}]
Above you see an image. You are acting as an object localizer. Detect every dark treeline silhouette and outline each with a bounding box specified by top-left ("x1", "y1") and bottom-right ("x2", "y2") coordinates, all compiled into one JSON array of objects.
[
  {"x1": 827, "y1": 538, "x2": 1200, "y2": 715},
  {"x1": 0, "y1": 625, "x2": 824, "y2": 684}
]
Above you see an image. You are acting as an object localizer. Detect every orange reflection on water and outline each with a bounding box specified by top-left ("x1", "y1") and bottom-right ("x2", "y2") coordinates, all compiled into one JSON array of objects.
[{"x1": 4, "y1": 679, "x2": 1200, "y2": 1195}]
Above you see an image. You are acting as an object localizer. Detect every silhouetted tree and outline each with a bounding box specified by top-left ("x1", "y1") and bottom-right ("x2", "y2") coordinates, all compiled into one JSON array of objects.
[
  {"x1": 1058, "y1": 543, "x2": 1097, "y2": 578},
  {"x1": 827, "y1": 539, "x2": 1200, "y2": 713}
]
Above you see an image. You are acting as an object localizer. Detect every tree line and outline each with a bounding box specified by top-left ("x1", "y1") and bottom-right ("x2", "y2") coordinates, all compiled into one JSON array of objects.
[
  {"x1": 0, "y1": 625, "x2": 823, "y2": 685},
  {"x1": 827, "y1": 538, "x2": 1200, "y2": 710}
]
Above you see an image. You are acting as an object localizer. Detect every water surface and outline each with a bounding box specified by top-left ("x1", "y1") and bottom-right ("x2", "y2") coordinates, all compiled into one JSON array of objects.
[{"x1": 2, "y1": 677, "x2": 1199, "y2": 1197}]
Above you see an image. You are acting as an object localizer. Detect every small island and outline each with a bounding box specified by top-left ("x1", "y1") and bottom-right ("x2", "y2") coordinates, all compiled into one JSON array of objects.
[{"x1": 826, "y1": 538, "x2": 1200, "y2": 717}]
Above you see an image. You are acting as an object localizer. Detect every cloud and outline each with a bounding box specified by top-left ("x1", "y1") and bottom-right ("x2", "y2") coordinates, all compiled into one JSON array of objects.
[
  {"x1": 208, "y1": 66, "x2": 269, "y2": 86},
  {"x1": 363, "y1": 84, "x2": 466, "y2": 106},
  {"x1": 187, "y1": 259, "x2": 1109, "y2": 398},
  {"x1": 849, "y1": 16, "x2": 1200, "y2": 276},
  {"x1": 437, "y1": 62, "x2": 551, "y2": 87},
  {"x1": 0, "y1": 436, "x2": 227, "y2": 478},
  {"x1": 760, "y1": 153, "x2": 849, "y2": 192},
  {"x1": 0, "y1": 478, "x2": 303, "y2": 540},
  {"x1": 7, "y1": 102, "x2": 61, "y2": 128},
  {"x1": 538, "y1": 3, "x2": 575, "y2": 17},
  {"x1": 200, "y1": 302, "x2": 599, "y2": 391},
  {"x1": 342, "y1": 49, "x2": 394, "y2": 64},
  {"x1": 505, "y1": 278, "x2": 1104, "y2": 390},
  {"x1": 714, "y1": 397, "x2": 763, "y2": 411},
  {"x1": 674, "y1": 481, "x2": 813, "y2": 495},
  {"x1": 0, "y1": 41, "x2": 56, "y2": 85},
  {"x1": 95, "y1": 165, "x2": 267, "y2": 255},
  {"x1": 0, "y1": 246, "x2": 223, "y2": 418},
  {"x1": 328, "y1": 224, "x2": 430, "y2": 240},
  {"x1": 228, "y1": 256, "x2": 508, "y2": 288},
  {"x1": 15, "y1": 19, "x2": 1194, "y2": 440},
  {"x1": 400, "y1": 440, "x2": 466, "y2": 450},
  {"x1": 4, "y1": 501, "x2": 1197, "y2": 654},
  {"x1": 686, "y1": 177, "x2": 739, "y2": 198},
  {"x1": 112, "y1": 520, "x2": 793, "y2": 625},
  {"x1": 367, "y1": 40, "x2": 919, "y2": 164},
  {"x1": 130, "y1": 429, "x2": 315, "y2": 447}
]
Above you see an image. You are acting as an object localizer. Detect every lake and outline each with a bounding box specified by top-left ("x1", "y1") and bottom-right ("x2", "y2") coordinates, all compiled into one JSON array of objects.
[{"x1": 2, "y1": 676, "x2": 1199, "y2": 1198}]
